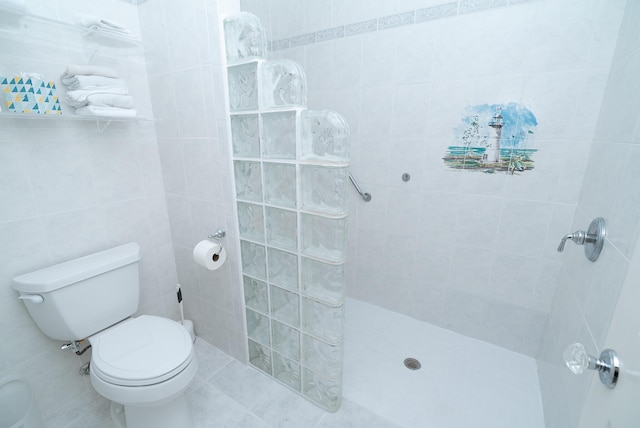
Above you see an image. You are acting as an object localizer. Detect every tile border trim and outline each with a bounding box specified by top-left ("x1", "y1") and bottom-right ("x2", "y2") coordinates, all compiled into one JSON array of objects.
[{"x1": 268, "y1": 0, "x2": 536, "y2": 51}]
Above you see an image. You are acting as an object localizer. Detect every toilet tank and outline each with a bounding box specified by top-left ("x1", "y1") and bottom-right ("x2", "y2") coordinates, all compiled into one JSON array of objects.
[{"x1": 12, "y1": 243, "x2": 141, "y2": 341}]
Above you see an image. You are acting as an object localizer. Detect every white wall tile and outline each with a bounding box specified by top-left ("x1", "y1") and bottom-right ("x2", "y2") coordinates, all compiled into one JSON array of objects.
[
  {"x1": 489, "y1": 252, "x2": 539, "y2": 307},
  {"x1": 409, "y1": 281, "x2": 447, "y2": 326},
  {"x1": 304, "y1": 42, "x2": 333, "y2": 92},
  {"x1": 25, "y1": 139, "x2": 97, "y2": 215},
  {"x1": 393, "y1": 23, "x2": 435, "y2": 84},
  {"x1": 497, "y1": 199, "x2": 553, "y2": 258},
  {"x1": 359, "y1": 86, "x2": 394, "y2": 138},
  {"x1": 419, "y1": 191, "x2": 459, "y2": 243},
  {"x1": 331, "y1": 36, "x2": 363, "y2": 90},
  {"x1": 361, "y1": 31, "x2": 396, "y2": 86},
  {"x1": 448, "y1": 244, "x2": 495, "y2": 293},
  {"x1": 454, "y1": 195, "x2": 502, "y2": 248},
  {"x1": 173, "y1": 68, "x2": 209, "y2": 138},
  {"x1": 431, "y1": 13, "x2": 485, "y2": 82},
  {"x1": 441, "y1": 289, "x2": 491, "y2": 338},
  {"x1": 413, "y1": 238, "x2": 453, "y2": 285},
  {"x1": 391, "y1": 84, "x2": 430, "y2": 138},
  {"x1": 41, "y1": 207, "x2": 109, "y2": 263},
  {"x1": 425, "y1": 79, "x2": 475, "y2": 139},
  {"x1": 0, "y1": 141, "x2": 37, "y2": 223}
]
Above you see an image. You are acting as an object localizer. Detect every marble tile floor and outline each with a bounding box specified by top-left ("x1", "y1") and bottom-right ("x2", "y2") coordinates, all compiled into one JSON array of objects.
[
  {"x1": 45, "y1": 336, "x2": 399, "y2": 428},
  {"x1": 45, "y1": 297, "x2": 545, "y2": 428}
]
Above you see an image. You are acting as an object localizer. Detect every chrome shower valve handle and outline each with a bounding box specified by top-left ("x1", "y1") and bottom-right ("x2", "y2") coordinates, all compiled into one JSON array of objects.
[
  {"x1": 557, "y1": 217, "x2": 606, "y2": 262},
  {"x1": 557, "y1": 230, "x2": 587, "y2": 252},
  {"x1": 563, "y1": 342, "x2": 620, "y2": 389}
]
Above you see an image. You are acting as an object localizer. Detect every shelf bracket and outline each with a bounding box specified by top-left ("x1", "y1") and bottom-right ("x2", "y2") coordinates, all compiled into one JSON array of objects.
[
  {"x1": 82, "y1": 45, "x2": 99, "y2": 63},
  {"x1": 96, "y1": 119, "x2": 112, "y2": 133}
]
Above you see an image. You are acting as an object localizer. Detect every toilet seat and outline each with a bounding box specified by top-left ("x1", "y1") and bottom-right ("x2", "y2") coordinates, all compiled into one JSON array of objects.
[{"x1": 89, "y1": 315, "x2": 193, "y2": 387}]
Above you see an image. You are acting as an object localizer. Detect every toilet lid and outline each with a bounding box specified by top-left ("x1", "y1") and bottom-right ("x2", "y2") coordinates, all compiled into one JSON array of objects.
[{"x1": 89, "y1": 315, "x2": 193, "y2": 386}]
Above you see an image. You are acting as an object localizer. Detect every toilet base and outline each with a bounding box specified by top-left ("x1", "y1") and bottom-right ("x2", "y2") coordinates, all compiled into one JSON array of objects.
[{"x1": 119, "y1": 394, "x2": 193, "y2": 428}]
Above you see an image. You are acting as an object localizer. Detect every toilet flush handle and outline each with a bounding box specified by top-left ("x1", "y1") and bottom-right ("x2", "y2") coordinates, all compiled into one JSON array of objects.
[{"x1": 18, "y1": 294, "x2": 44, "y2": 304}]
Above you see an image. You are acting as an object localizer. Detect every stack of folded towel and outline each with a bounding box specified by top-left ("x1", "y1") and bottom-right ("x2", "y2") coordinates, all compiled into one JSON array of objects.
[
  {"x1": 74, "y1": 13, "x2": 138, "y2": 46},
  {"x1": 61, "y1": 64, "x2": 136, "y2": 118}
]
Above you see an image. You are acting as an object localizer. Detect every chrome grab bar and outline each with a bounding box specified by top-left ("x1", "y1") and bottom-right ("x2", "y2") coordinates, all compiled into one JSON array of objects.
[{"x1": 348, "y1": 172, "x2": 371, "y2": 202}]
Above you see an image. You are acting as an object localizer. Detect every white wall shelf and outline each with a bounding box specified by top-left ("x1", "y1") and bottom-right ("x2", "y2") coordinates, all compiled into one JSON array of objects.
[
  {"x1": 0, "y1": 112, "x2": 154, "y2": 133},
  {"x1": 0, "y1": 6, "x2": 146, "y2": 59}
]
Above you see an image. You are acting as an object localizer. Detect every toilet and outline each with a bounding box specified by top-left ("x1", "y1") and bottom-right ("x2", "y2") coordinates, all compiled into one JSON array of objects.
[{"x1": 12, "y1": 243, "x2": 198, "y2": 428}]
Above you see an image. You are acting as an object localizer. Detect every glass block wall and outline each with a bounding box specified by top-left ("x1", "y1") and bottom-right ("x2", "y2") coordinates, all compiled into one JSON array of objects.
[{"x1": 224, "y1": 12, "x2": 350, "y2": 412}]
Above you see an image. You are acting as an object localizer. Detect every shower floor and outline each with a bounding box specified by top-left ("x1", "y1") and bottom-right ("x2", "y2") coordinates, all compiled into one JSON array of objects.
[{"x1": 343, "y1": 298, "x2": 545, "y2": 428}]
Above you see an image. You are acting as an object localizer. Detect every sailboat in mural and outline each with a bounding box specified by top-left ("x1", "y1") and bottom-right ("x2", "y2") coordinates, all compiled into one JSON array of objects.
[{"x1": 443, "y1": 103, "x2": 538, "y2": 174}]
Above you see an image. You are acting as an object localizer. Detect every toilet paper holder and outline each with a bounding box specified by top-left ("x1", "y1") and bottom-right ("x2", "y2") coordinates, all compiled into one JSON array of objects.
[{"x1": 208, "y1": 229, "x2": 226, "y2": 241}]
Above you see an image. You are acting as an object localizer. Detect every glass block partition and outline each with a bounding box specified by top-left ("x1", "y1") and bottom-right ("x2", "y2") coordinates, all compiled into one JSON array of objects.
[{"x1": 224, "y1": 13, "x2": 349, "y2": 413}]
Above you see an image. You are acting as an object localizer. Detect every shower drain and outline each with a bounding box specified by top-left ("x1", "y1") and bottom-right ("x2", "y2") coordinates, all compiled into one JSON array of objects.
[{"x1": 404, "y1": 357, "x2": 421, "y2": 370}]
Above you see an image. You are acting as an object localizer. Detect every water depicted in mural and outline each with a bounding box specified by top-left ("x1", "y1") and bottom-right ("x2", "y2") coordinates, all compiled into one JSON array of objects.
[{"x1": 443, "y1": 103, "x2": 538, "y2": 174}]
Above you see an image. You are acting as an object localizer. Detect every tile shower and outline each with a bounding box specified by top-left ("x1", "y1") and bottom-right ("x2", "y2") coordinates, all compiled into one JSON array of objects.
[
  {"x1": 2, "y1": 0, "x2": 639, "y2": 426},
  {"x1": 225, "y1": 13, "x2": 351, "y2": 411}
]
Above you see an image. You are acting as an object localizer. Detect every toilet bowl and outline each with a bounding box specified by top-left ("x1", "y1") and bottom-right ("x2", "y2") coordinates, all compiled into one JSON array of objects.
[
  {"x1": 11, "y1": 243, "x2": 198, "y2": 428},
  {"x1": 89, "y1": 316, "x2": 198, "y2": 428}
]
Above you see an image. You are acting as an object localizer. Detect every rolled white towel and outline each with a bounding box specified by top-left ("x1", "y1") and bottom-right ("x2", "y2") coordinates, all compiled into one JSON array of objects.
[
  {"x1": 62, "y1": 75, "x2": 127, "y2": 90},
  {"x1": 86, "y1": 93, "x2": 134, "y2": 109},
  {"x1": 64, "y1": 88, "x2": 129, "y2": 108},
  {"x1": 75, "y1": 105, "x2": 137, "y2": 118},
  {"x1": 61, "y1": 64, "x2": 119, "y2": 81}
]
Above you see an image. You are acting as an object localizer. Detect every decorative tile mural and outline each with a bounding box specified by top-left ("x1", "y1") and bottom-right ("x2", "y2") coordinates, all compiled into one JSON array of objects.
[{"x1": 443, "y1": 103, "x2": 538, "y2": 174}]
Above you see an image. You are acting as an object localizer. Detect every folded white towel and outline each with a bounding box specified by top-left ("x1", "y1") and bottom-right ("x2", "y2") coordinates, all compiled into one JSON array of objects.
[
  {"x1": 64, "y1": 88, "x2": 129, "y2": 108},
  {"x1": 62, "y1": 75, "x2": 126, "y2": 90},
  {"x1": 61, "y1": 65, "x2": 119, "y2": 81},
  {"x1": 75, "y1": 105, "x2": 137, "y2": 118},
  {"x1": 86, "y1": 93, "x2": 134, "y2": 109},
  {"x1": 83, "y1": 26, "x2": 139, "y2": 48},
  {"x1": 74, "y1": 13, "x2": 133, "y2": 36}
]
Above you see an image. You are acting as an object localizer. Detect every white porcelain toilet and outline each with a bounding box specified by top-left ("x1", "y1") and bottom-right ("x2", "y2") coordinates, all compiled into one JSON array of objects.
[{"x1": 12, "y1": 243, "x2": 198, "y2": 428}]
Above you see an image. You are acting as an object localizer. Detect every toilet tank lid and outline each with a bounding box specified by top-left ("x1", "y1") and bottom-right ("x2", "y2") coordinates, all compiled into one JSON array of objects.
[{"x1": 12, "y1": 243, "x2": 141, "y2": 294}]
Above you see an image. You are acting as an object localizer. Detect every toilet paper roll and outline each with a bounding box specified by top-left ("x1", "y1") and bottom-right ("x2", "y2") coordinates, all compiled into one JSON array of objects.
[{"x1": 193, "y1": 240, "x2": 227, "y2": 270}]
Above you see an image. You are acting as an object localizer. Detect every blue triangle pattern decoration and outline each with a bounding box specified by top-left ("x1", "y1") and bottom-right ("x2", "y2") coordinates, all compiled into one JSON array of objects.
[{"x1": 0, "y1": 74, "x2": 62, "y2": 115}]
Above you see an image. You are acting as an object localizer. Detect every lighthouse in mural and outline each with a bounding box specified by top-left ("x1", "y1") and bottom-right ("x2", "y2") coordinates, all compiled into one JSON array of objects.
[
  {"x1": 484, "y1": 107, "x2": 503, "y2": 164},
  {"x1": 443, "y1": 102, "x2": 538, "y2": 173}
]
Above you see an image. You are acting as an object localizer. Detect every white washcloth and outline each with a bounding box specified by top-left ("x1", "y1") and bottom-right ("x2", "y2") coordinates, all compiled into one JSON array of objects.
[
  {"x1": 75, "y1": 105, "x2": 137, "y2": 118},
  {"x1": 62, "y1": 75, "x2": 126, "y2": 90},
  {"x1": 64, "y1": 88, "x2": 129, "y2": 108},
  {"x1": 85, "y1": 94, "x2": 134, "y2": 109},
  {"x1": 61, "y1": 65, "x2": 119, "y2": 81}
]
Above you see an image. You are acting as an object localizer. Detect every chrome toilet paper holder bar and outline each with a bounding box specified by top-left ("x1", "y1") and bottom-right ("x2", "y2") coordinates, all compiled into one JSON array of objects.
[{"x1": 208, "y1": 229, "x2": 226, "y2": 240}]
